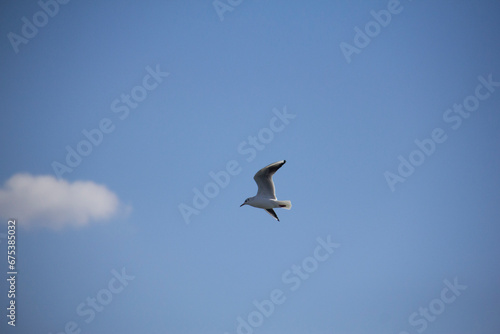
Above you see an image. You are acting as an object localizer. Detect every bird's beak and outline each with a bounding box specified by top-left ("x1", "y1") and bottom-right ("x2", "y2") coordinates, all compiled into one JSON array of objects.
[{"x1": 240, "y1": 203, "x2": 245, "y2": 207}]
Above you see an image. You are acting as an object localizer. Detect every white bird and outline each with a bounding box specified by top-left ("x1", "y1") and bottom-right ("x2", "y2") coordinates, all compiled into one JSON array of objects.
[{"x1": 240, "y1": 160, "x2": 292, "y2": 221}]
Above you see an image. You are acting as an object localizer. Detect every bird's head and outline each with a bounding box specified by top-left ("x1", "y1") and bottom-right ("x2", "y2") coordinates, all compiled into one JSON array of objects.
[{"x1": 240, "y1": 198, "x2": 251, "y2": 207}]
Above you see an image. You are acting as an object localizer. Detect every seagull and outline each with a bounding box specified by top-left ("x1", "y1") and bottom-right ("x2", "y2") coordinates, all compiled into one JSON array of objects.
[{"x1": 240, "y1": 160, "x2": 292, "y2": 221}]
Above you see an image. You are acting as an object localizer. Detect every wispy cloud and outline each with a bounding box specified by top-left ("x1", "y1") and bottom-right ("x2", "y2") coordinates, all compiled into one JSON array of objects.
[{"x1": 0, "y1": 174, "x2": 127, "y2": 230}]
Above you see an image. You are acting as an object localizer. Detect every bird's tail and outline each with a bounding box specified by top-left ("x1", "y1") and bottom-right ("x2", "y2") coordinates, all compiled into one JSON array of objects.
[{"x1": 277, "y1": 200, "x2": 292, "y2": 210}]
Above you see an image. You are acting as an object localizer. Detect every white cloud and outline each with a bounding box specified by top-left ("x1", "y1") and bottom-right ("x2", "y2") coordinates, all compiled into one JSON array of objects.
[{"x1": 0, "y1": 174, "x2": 126, "y2": 230}]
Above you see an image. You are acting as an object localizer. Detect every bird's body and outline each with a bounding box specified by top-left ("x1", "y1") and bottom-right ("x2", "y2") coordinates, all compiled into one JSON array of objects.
[{"x1": 240, "y1": 160, "x2": 291, "y2": 221}]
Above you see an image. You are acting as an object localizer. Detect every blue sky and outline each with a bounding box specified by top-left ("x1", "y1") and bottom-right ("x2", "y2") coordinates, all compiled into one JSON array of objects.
[{"x1": 1, "y1": 1, "x2": 500, "y2": 333}]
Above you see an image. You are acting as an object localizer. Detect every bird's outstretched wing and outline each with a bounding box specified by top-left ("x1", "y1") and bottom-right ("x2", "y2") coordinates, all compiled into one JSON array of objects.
[
  {"x1": 253, "y1": 160, "x2": 286, "y2": 199},
  {"x1": 265, "y1": 208, "x2": 280, "y2": 221}
]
